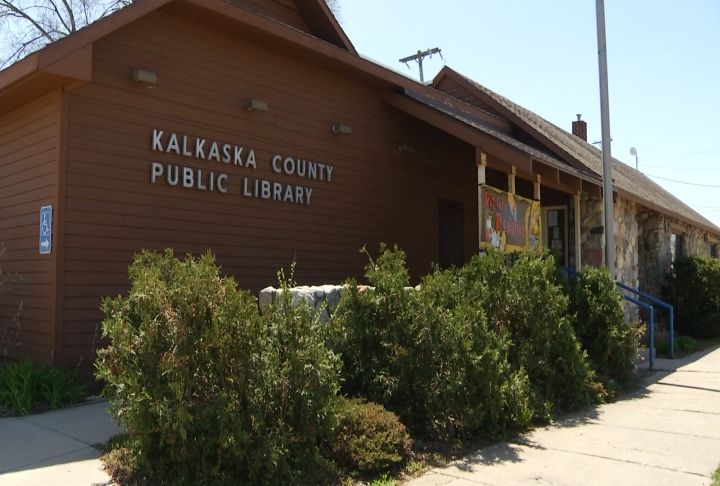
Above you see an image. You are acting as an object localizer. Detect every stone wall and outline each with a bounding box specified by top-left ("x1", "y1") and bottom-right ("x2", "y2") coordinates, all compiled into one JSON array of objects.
[
  {"x1": 258, "y1": 284, "x2": 346, "y2": 320},
  {"x1": 614, "y1": 197, "x2": 639, "y2": 289},
  {"x1": 579, "y1": 194, "x2": 604, "y2": 268},
  {"x1": 578, "y1": 194, "x2": 640, "y2": 322},
  {"x1": 579, "y1": 194, "x2": 639, "y2": 285},
  {"x1": 637, "y1": 208, "x2": 715, "y2": 298},
  {"x1": 637, "y1": 208, "x2": 671, "y2": 298}
]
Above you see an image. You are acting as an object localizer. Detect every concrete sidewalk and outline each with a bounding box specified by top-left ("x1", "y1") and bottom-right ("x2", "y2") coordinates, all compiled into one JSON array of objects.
[
  {"x1": 0, "y1": 399, "x2": 123, "y2": 486},
  {"x1": 409, "y1": 345, "x2": 720, "y2": 486}
]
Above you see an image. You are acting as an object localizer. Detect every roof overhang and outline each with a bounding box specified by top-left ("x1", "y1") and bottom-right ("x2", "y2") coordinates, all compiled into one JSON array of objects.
[{"x1": 384, "y1": 90, "x2": 596, "y2": 196}]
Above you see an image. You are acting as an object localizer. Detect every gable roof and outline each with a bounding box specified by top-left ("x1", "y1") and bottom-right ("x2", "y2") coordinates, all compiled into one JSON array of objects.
[
  {"x1": 433, "y1": 66, "x2": 720, "y2": 235},
  {"x1": 0, "y1": 0, "x2": 354, "y2": 101},
  {"x1": 402, "y1": 89, "x2": 599, "y2": 185}
]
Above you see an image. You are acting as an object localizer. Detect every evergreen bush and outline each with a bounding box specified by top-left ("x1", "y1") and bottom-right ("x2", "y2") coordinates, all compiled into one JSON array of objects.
[
  {"x1": 665, "y1": 256, "x2": 720, "y2": 339},
  {"x1": 565, "y1": 266, "x2": 637, "y2": 389},
  {"x1": 457, "y1": 251, "x2": 598, "y2": 417},
  {"x1": 331, "y1": 397, "x2": 411, "y2": 476},
  {"x1": 96, "y1": 250, "x2": 341, "y2": 485},
  {"x1": 332, "y1": 245, "x2": 595, "y2": 439}
]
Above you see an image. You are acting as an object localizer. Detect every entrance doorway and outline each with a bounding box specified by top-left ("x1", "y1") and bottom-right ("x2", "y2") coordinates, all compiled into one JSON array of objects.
[
  {"x1": 542, "y1": 206, "x2": 568, "y2": 266},
  {"x1": 438, "y1": 199, "x2": 464, "y2": 268}
]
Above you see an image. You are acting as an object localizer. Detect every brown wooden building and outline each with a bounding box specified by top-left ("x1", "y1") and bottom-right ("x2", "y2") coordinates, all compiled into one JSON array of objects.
[{"x1": 1, "y1": 0, "x2": 718, "y2": 367}]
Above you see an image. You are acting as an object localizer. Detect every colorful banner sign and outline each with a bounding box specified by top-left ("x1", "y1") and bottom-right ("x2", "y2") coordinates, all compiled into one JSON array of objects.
[{"x1": 480, "y1": 185, "x2": 541, "y2": 252}]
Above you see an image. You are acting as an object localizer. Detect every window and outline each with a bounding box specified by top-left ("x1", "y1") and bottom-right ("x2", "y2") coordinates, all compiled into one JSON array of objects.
[
  {"x1": 670, "y1": 232, "x2": 684, "y2": 261},
  {"x1": 712, "y1": 244, "x2": 718, "y2": 259}
]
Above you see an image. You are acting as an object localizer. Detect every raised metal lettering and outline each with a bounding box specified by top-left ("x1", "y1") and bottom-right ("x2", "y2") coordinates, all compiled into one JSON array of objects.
[
  {"x1": 152, "y1": 130, "x2": 164, "y2": 151},
  {"x1": 234, "y1": 146, "x2": 244, "y2": 166},
  {"x1": 182, "y1": 167, "x2": 193, "y2": 187},
  {"x1": 246, "y1": 150, "x2": 256, "y2": 169},
  {"x1": 273, "y1": 182, "x2": 282, "y2": 201},
  {"x1": 261, "y1": 180, "x2": 271, "y2": 199},
  {"x1": 271, "y1": 154, "x2": 282, "y2": 173},
  {"x1": 167, "y1": 165, "x2": 179, "y2": 186},
  {"x1": 195, "y1": 138, "x2": 206, "y2": 159},
  {"x1": 217, "y1": 174, "x2": 228, "y2": 193},
  {"x1": 150, "y1": 161, "x2": 163, "y2": 183},
  {"x1": 208, "y1": 142, "x2": 220, "y2": 162},
  {"x1": 283, "y1": 157, "x2": 295, "y2": 176},
  {"x1": 181, "y1": 136, "x2": 192, "y2": 157}
]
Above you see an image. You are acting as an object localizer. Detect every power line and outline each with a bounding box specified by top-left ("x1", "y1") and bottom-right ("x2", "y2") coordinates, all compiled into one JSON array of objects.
[
  {"x1": 646, "y1": 173, "x2": 720, "y2": 188},
  {"x1": 642, "y1": 165, "x2": 720, "y2": 171}
]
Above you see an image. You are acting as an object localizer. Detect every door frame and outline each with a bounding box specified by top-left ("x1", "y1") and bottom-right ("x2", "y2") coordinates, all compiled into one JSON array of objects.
[{"x1": 541, "y1": 205, "x2": 569, "y2": 265}]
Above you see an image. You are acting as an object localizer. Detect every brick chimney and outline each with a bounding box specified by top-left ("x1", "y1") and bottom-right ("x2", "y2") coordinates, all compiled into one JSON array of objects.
[{"x1": 572, "y1": 114, "x2": 587, "y2": 141}]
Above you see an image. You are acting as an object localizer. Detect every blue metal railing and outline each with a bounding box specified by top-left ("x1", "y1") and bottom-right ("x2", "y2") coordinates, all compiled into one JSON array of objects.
[
  {"x1": 615, "y1": 281, "x2": 674, "y2": 359},
  {"x1": 564, "y1": 267, "x2": 675, "y2": 369},
  {"x1": 623, "y1": 295, "x2": 655, "y2": 369}
]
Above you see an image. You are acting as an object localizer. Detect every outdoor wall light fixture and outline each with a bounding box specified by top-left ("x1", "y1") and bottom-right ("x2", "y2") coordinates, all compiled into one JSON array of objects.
[
  {"x1": 131, "y1": 68, "x2": 157, "y2": 86},
  {"x1": 397, "y1": 143, "x2": 416, "y2": 154},
  {"x1": 246, "y1": 99, "x2": 268, "y2": 112},
  {"x1": 332, "y1": 123, "x2": 352, "y2": 135}
]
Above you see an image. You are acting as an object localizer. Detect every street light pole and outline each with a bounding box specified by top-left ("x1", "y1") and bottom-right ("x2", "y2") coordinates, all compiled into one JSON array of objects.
[
  {"x1": 596, "y1": 0, "x2": 615, "y2": 277},
  {"x1": 630, "y1": 147, "x2": 638, "y2": 171}
]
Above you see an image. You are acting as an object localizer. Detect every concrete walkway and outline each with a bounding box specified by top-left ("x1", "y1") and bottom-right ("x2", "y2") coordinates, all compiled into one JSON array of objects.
[
  {"x1": 0, "y1": 400, "x2": 123, "y2": 486},
  {"x1": 409, "y1": 346, "x2": 720, "y2": 486}
]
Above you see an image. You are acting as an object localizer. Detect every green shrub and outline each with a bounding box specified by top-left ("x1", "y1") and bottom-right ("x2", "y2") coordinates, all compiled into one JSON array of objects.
[
  {"x1": 459, "y1": 251, "x2": 598, "y2": 417},
  {"x1": 332, "y1": 245, "x2": 594, "y2": 439},
  {"x1": 331, "y1": 397, "x2": 411, "y2": 476},
  {"x1": 96, "y1": 250, "x2": 341, "y2": 485},
  {"x1": 565, "y1": 266, "x2": 637, "y2": 389},
  {"x1": 666, "y1": 256, "x2": 720, "y2": 339},
  {"x1": 370, "y1": 473, "x2": 398, "y2": 486},
  {"x1": 655, "y1": 335, "x2": 698, "y2": 357},
  {"x1": 336, "y1": 246, "x2": 535, "y2": 439}
]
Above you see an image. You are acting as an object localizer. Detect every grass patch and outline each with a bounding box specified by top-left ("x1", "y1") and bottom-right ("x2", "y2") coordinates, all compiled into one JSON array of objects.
[{"x1": 655, "y1": 335, "x2": 720, "y2": 358}]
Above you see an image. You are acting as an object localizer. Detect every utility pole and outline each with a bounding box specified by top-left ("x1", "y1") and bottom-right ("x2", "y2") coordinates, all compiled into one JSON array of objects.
[
  {"x1": 399, "y1": 47, "x2": 442, "y2": 83},
  {"x1": 596, "y1": 0, "x2": 615, "y2": 277}
]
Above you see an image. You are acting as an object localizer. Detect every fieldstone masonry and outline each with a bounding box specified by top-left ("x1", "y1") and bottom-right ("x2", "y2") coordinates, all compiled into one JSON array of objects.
[
  {"x1": 614, "y1": 197, "x2": 639, "y2": 290},
  {"x1": 638, "y1": 208, "x2": 715, "y2": 297},
  {"x1": 637, "y1": 208, "x2": 671, "y2": 298},
  {"x1": 259, "y1": 284, "x2": 346, "y2": 320},
  {"x1": 579, "y1": 193, "x2": 604, "y2": 268},
  {"x1": 258, "y1": 284, "x2": 417, "y2": 319}
]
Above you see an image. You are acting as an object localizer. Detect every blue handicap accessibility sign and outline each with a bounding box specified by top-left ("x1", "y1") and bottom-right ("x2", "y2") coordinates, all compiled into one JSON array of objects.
[{"x1": 39, "y1": 205, "x2": 52, "y2": 255}]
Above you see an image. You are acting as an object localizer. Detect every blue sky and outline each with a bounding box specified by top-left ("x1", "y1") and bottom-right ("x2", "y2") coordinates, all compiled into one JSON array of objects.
[{"x1": 337, "y1": 0, "x2": 720, "y2": 227}]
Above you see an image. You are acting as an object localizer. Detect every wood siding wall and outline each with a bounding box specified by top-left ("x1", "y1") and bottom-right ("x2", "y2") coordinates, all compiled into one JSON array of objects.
[
  {"x1": 61, "y1": 10, "x2": 478, "y2": 364},
  {"x1": 0, "y1": 92, "x2": 59, "y2": 363},
  {"x1": 227, "y1": 0, "x2": 311, "y2": 31}
]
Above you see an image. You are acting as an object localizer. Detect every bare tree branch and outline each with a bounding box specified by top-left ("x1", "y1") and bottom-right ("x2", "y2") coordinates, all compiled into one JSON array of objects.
[
  {"x1": 0, "y1": 0, "x2": 132, "y2": 66},
  {"x1": 46, "y1": 0, "x2": 72, "y2": 33},
  {"x1": 0, "y1": 0, "x2": 54, "y2": 42},
  {"x1": 58, "y1": 0, "x2": 76, "y2": 31}
]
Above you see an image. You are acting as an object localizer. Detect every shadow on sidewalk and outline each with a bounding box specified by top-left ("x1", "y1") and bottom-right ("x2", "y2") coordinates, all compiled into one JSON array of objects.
[{"x1": 443, "y1": 347, "x2": 720, "y2": 472}]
